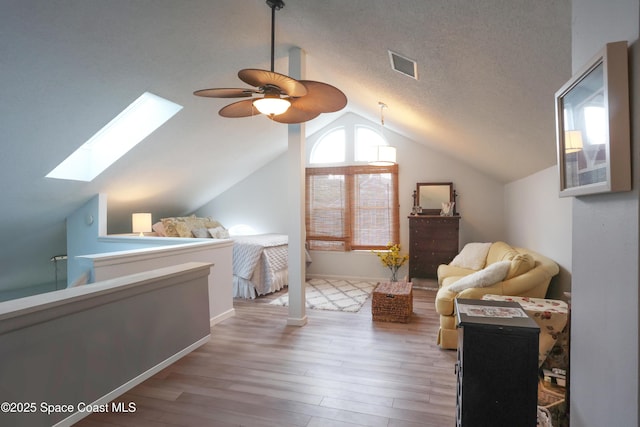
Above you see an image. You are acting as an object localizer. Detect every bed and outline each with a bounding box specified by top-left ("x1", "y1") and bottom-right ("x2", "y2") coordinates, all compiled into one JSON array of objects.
[
  {"x1": 153, "y1": 216, "x2": 308, "y2": 299},
  {"x1": 231, "y1": 233, "x2": 289, "y2": 299}
]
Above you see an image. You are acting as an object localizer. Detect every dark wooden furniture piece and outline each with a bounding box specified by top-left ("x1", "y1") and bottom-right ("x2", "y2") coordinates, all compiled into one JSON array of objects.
[
  {"x1": 408, "y1": 215, "x2": 460, "y2": 280},
  {"x1": 455, "y1": 298, "x2": 540, "y2": 427}
]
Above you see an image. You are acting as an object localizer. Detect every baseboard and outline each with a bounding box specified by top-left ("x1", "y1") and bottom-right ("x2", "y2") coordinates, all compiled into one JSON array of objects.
[
  {"x1": 210, "y1": 307, "x2": 235, "y2": 327},
  {"x1": 287, "y1": 315, "x2": 308, "y2": 326},
  {"x1": 53, "y1": 334, "x2": 210, "y2": 427}
]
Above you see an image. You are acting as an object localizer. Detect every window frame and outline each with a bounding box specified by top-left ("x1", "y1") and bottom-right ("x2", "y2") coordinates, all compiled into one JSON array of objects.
[{"x1": 305, "y1": 164, "x2": 399, "y2": 251}]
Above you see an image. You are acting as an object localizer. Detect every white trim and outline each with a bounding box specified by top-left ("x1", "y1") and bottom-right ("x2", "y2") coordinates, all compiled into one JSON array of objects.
[
  {"x1": 210, "y1": 307, "x2": 236, "y2": 326},
  {"x1": 52, "y1": 335, "x2": 210, "y2": 427},
  {"x1": 81, "y1": 239, "x2": 233, "y2": 268},
  {"x1": 287, "y1": 316, "x2": 308, "y2": 326}
]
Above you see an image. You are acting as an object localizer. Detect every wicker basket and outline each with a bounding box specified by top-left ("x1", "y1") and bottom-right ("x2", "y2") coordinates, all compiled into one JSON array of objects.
[
  {"x1": 372, "y1": 282, "x2": 413, "y2": 323},
  {"x1": 538, "y1": 379, "x2": 567, "y2": 426}
]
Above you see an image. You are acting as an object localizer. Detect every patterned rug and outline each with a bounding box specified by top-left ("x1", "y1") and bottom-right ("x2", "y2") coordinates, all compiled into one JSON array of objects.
[{"x1": 269, "y1": 278, "x2": 378, "y2": 312}]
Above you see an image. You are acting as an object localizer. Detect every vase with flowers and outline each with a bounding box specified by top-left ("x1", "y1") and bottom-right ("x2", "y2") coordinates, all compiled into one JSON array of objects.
[{"x1": 373, "y1": 242, "x2": 409, "y2": 282}]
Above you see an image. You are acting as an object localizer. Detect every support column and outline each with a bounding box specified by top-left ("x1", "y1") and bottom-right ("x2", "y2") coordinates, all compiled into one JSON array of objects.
[{"x1": 286, "y1": 46, "x2": 307, "y2": 326}]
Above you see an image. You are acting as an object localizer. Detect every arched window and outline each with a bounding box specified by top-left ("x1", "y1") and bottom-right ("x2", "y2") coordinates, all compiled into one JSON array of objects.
[
  {"x1": 354, "y1": 125, "x2": 387, "y2": 162},
  {"x1": 309, "y1": 127, "x2": 345, "y2": 164},
  {"x1": 306, "y1": 123, "x2": 398, "y2": 251}
]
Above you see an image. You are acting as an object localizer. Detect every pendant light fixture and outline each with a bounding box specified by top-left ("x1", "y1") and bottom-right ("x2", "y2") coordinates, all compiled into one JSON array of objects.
[{"x1": 370, "y1": 102, "x2": 397, "y2": 166}]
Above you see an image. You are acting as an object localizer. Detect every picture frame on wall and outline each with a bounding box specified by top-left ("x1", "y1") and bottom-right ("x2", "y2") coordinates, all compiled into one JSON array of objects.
[{"x1": 555, "y1": 40, "x2": 631, "y2": 197}]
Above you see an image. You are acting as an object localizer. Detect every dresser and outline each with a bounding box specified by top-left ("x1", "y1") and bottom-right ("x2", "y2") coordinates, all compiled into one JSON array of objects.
[
  {"x1": 455, "y1": 298, "x2": 540, "y2": 427},
  {"x1": 408, "y1": 215, "x2": 460, "y2": 280}
]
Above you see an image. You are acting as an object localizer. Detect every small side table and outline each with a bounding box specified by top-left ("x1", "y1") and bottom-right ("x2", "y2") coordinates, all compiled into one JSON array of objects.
[
  {"x1": 455, "y1": 298, "x2": 540, "y2": 427},
  {"x1": 372, "y1": 282, "x2": 413, "y2": 323}
]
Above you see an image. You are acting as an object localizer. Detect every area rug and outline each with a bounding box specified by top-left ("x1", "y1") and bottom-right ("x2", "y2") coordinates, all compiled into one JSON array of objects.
[{"x1": 269, "y1": 278, "x2": 378, "y2": 312}]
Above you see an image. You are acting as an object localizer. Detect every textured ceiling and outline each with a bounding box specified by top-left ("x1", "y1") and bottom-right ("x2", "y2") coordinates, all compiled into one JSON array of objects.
[{"x1": 0, "y1": 0, "x2": 571, "y2": 289}]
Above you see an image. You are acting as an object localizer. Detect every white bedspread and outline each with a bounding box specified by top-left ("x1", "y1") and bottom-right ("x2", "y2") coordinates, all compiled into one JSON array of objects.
[
  {"x1": 232, "y1": 234, "x2": 289, "y2": 298},
  {"x1": 232, "y1": 234, "x2": 288, "y2": 279}
]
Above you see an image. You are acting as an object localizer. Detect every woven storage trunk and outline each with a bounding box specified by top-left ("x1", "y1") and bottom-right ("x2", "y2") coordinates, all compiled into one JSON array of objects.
[
  {"x1": 538, "y1": 380, "x2": 566, "y2": 426},
  {"x1": 372, "y1": 282, "x2": 413, "y2": 323}
]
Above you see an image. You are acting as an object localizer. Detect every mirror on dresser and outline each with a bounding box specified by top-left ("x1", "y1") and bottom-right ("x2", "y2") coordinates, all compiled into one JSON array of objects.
[{"x1": 415, "y1": 182, "x2": 455, "y2": 215}]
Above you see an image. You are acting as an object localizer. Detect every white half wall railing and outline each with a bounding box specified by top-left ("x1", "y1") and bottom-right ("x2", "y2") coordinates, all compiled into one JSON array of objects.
[
  {"x1": 77, "y1": 239, "x2": 235, "y2": 326},
  {"x1": 0, "y1": 262, "x2": 212, "y2": 427}
]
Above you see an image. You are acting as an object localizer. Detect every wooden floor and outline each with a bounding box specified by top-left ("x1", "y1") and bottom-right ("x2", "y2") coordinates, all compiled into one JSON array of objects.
[{"x1": 77, "y1": 287, "x2": 457, "y2": 427}]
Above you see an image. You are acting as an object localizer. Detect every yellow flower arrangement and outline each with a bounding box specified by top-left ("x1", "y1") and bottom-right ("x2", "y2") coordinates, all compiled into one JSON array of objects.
[{"x1": 373, "y1": 242, "x2": 409, "y2": 282}]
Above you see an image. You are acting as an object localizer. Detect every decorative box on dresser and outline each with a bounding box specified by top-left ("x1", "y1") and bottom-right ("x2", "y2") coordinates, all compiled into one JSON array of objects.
[
  {"x1": 408, "y1": 215, "x2": 460, "y2": 280},
  {"x1": 455, "y1": 298, "x2": 540, "y2": 427}
]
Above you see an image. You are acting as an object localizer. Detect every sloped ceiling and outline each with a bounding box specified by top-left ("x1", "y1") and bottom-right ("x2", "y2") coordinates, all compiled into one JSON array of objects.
[{"x1": 0, "y1": 0, "x2": 571, "y2": 290}]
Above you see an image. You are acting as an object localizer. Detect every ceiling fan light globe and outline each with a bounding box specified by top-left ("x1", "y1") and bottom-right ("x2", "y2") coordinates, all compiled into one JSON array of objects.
[{"x1": 253, "y1": 97, "x2": 291, "y2": 116}]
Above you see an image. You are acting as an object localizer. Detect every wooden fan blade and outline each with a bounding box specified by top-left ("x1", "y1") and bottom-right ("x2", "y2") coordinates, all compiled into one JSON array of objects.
[
  {"x1": 219, "y1": 99, "x2": 260, "y2": 118},
  {"x1": 292, "y1": 80, "x2": 348, "y2": 113},
  {"x1": 270, "y1": 81, "x2": 347, "y2": 123},
  {"x1": 194, "y1": 88, "x2": 258, "y2": 98},
  {"x1": 238, "y1": 68, "x2": 307, "y2": 97},
  {"x1": 270, "y1": 106, "x2": 320, "y2": 124}
]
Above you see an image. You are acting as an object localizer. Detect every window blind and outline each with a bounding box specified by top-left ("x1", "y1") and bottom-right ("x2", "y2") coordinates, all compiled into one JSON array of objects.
[{"x1": 306, "y1": 164, "x2": 399, "y2": 251}]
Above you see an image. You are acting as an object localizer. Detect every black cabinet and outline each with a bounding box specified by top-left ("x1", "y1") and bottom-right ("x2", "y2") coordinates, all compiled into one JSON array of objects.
[{"x1": 455, "y1": 299, "x2": 540, "y2": 427}]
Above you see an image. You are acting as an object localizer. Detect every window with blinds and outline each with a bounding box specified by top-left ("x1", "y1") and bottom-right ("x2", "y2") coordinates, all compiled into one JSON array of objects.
[{"x1": 306, "y1": 164, "x2": 399, "y2": 251}]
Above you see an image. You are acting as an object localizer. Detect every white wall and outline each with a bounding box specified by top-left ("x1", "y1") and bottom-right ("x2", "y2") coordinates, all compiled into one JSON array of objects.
[
  {"x1": 194, "y1": 154, "x2": 290, "y2": 235},
  {"x1": 504, "y1": 166, "x2": 572, "y2": 299},
  {"x1": 198, "y1": 112, "x2": 506, "y2": 281},
  {"x1": 569, "y1": 1, "x2": 639, "y2": 426},
  {"x1": 509, "y1": 4, "x2": 640, "y2": 424}
]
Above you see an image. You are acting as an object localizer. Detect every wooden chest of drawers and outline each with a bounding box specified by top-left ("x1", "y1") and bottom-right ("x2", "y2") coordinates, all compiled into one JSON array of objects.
[{"x1": 408, "y1": 215, "x2": 460, "y2": 280}]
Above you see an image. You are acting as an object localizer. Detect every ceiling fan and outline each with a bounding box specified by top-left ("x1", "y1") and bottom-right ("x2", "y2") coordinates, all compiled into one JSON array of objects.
[{"x1": 193, "y1": 0, "x2": 347, "y2": 124}]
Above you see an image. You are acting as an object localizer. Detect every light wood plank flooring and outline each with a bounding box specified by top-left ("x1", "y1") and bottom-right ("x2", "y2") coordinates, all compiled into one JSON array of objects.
[{"x1": 77, "y1": 286, "x2": 456, "y2": 427}]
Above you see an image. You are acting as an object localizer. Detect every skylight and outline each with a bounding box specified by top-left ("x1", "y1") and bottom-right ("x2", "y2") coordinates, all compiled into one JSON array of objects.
[{"x1": 46, "y1": 92, "x2": 183, "y2": 182}]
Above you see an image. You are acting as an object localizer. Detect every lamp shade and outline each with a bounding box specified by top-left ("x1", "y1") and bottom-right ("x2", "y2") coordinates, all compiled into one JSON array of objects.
[
  {"x1": 132, "y1": 213, "x2": 152, "y2": 236},
  {"x1": 369, "y1": 145, "x2": 397, "y2": 166},
  {"x1": 253, "y1": 97, "x2": 291, "y2": 116},
  {"x1": 564, "y1": 130, "x2": 584, "y2": 153}
]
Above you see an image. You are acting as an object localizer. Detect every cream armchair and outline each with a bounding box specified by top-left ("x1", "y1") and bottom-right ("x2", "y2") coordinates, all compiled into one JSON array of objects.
[{"x1": 435, "y1": 241, "x2": 560, "y2": 349}]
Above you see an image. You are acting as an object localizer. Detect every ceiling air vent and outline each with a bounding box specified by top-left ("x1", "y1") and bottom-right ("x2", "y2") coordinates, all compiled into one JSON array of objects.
[{"x1": 388, "y1": 50, "x2": 418, "y2": 80}]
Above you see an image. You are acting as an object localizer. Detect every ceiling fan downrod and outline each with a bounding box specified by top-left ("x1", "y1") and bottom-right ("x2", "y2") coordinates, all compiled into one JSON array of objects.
[{"x1": 266, "y1": 0, "x2": 284, "y2": 72}]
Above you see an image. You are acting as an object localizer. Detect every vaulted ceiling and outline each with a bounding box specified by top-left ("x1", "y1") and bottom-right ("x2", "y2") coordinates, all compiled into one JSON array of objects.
[{"x1": 0, "y1": 0, "x2": 570, "y2": 289}]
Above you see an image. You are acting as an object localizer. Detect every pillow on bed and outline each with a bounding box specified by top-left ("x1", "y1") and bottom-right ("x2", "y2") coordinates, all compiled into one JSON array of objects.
[
  {"x1": 152, "y1": 221, "x2": 167, "y2": 237},
  {"x1": 161, "y1": 215, "x2": 226, "y2": 238},
  {"x1": 208, "y1": 226, "x2": 230, "y2": 239},
  {"x1": 447, "y1": 260, "x2": 511, "y2": 292},
  {"x1": 191, "y1": 227, "x2": 210, "y2": 238},
  {"x1": 161, "y1": 217, "x2": 181, "y2": 237},
  {"x1": 203, "y1": 217, "x2": 224, "y2": 229}
]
